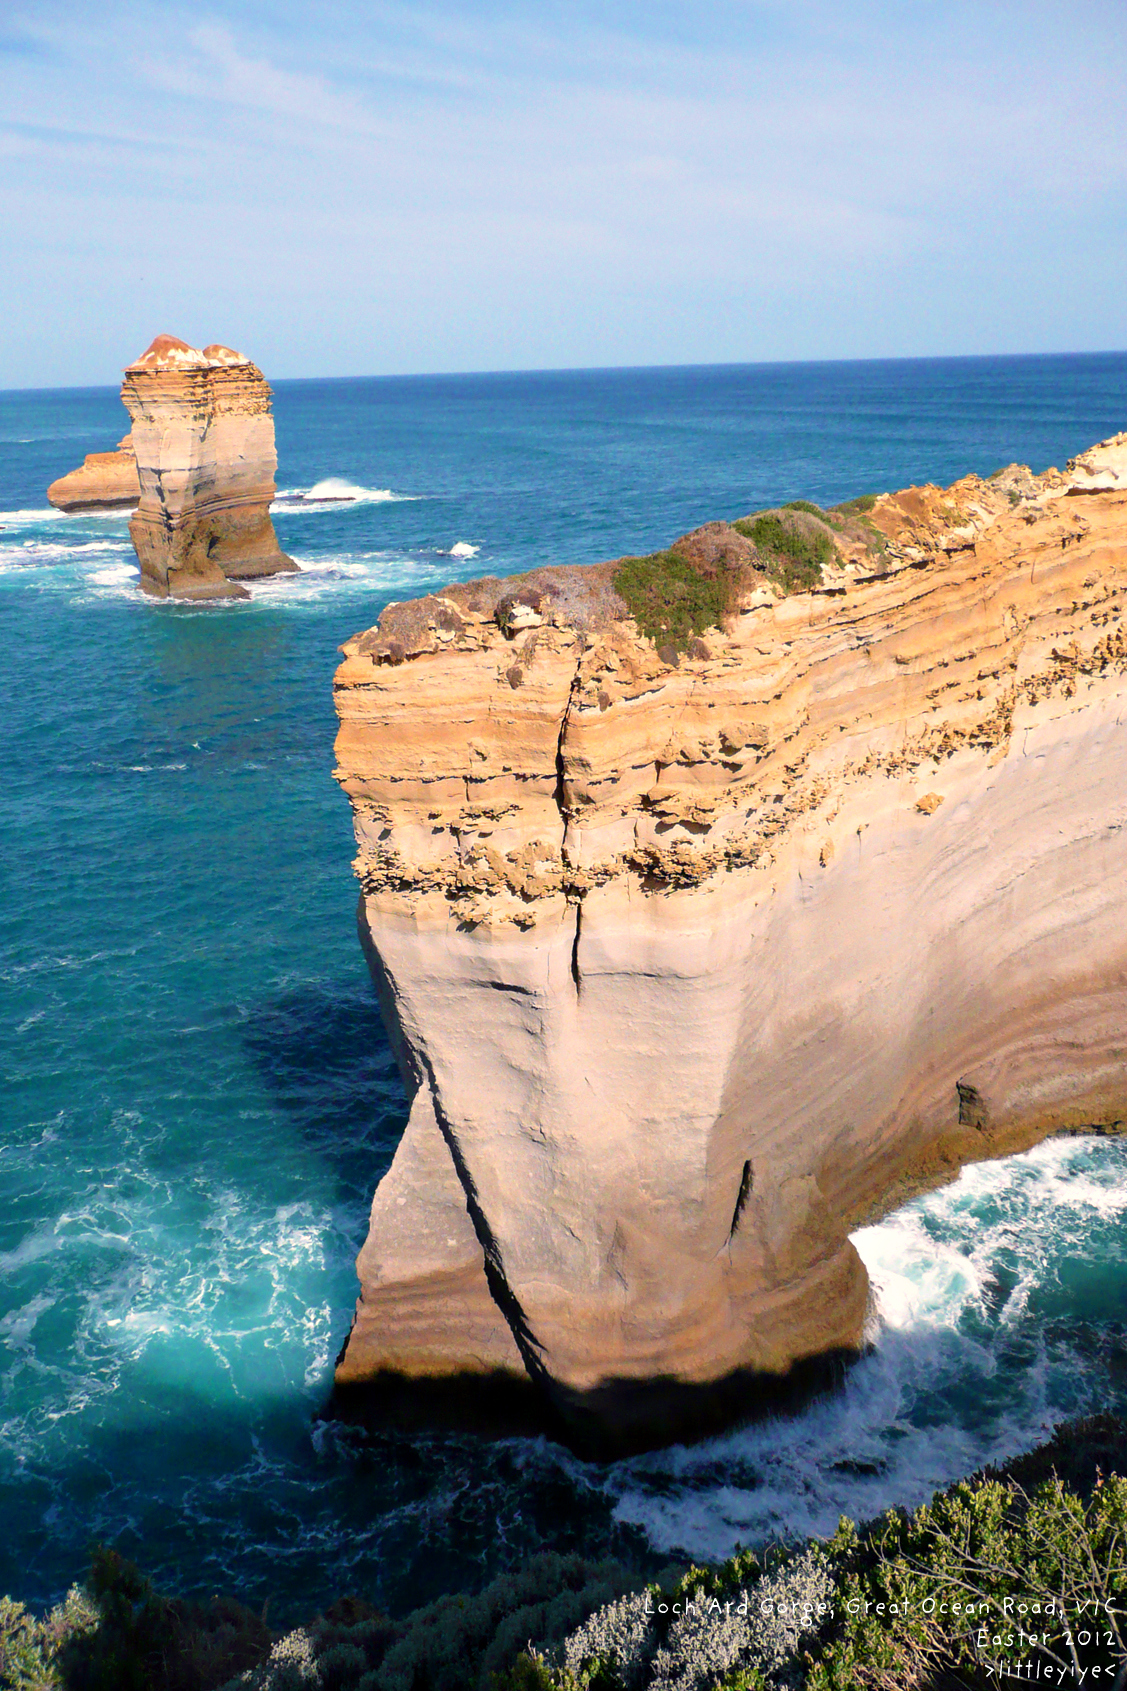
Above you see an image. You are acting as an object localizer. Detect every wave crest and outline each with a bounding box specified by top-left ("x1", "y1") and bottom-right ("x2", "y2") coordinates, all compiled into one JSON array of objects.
[{"x1": 274, "y1": 479, "x2": 419, "y2": 510}]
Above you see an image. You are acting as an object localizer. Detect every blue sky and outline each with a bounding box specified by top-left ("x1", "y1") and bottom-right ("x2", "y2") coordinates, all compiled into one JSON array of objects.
[{"x1": 1, "y1": 0, "x2": 1124, "y2": 386}]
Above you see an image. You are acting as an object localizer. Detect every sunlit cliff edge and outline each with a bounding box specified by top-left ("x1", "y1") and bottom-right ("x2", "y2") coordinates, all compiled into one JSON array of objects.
[{"x1": 330, "y1": 432, "x2": 1127, "y2": 1454}]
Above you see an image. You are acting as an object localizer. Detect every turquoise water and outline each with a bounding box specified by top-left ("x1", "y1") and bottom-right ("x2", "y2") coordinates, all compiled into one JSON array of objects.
[{"x1": 2, "y1": 355, "x2": 1127, "y2": 1620}]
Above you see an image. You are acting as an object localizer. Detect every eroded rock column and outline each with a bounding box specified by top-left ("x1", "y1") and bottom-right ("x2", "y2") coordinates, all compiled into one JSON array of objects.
[{"x1": 121, "y1": 334, "x2": 296, "y2": 600}]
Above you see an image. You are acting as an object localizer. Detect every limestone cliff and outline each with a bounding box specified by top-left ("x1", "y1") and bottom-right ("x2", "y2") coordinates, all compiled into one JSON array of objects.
[
  {"x1": 47, "y1": 435, "x2": 140, "y2": 511},
  {"x1": 332, "y1": 434, "x2": 1127, "y2": 1453},
  {"x1": 121, "y1": 335, "x2": 296, "y2": 600}
]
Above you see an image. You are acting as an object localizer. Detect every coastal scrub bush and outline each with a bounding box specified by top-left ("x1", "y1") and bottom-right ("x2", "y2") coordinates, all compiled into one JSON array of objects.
[
  {"x1": 650, "y1": 1548, "x2": 833, "y2": 1689},
  {"x1": 509, "y1": 1547, "x2": 831, "y2": 1691},
  {"x1": 820, "y1": 499, "x2": 889, "y2": 567},
  {"x1": 504, "y1": 1424, "x2": 1127, "y2": 1691},
  {"x1": 731, "y1": 512, "x2": 834, "y2": 595},
  {"x1": 75, "y1": 1546, "x2": 271, "y2": 1691},
  {"x1": 806, "y1": 1472, "x2": 1127, "y2": 1690},
  {"x1": 0, "y1": 1585, "x2": 99, "y2": 1690},
  {"x1": 375, "y1": 1554, "x2": 637, "y2": 1691},
  {"x1": 219, "y1": 1554, "x2": 638, "y2": 1691},
  {"x1": 612, "y1": 551, "x2": 732, "y2": 652},
  {"x1": 781, "y1": 501, "x2": 825, "y2": 518},
  {"x1": 0, "y1": 1546, "x2": 271, "y2": 1691},
  {"x1": 554, "y1": 1590, "x2": 657, "y2": 1687}
]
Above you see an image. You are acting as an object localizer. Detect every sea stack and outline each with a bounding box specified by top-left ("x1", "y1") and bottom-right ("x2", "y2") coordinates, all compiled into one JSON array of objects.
[
  {"x1": 120, "y1": 335, "x2": 296, "y2": 600},
  {"x1": 331, "y1": 437, "x2": 1127, "y2": 1455},
  {"x1": 47, "y1": 435, "x2": 140, "y2": 512}
]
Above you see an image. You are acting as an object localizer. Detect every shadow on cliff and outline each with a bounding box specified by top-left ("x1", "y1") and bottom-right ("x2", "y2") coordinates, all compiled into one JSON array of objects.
[{"x1": 239, "y1": 978, "x2": 406, "y2": 1207}]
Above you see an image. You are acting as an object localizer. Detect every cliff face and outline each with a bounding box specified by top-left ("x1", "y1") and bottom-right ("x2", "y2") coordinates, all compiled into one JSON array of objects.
[
  {"x1": 120, "y1": 335, "x2": 296, "y2": 600},
  {"x1": 47, "y1": 435, "x2": 140, "y2": 511},
  {"x1": 332, "y1": 437, "x2": 1127, "y2": 1453}
]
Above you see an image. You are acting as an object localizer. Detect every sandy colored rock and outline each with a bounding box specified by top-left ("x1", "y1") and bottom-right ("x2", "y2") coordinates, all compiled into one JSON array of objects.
[
  {"x1": 47, "y1": 435, "x2": 140, "y2": 511},
  {"x1": 1066, "y1": 431, "x2": 1127, "y2": 494},
  {"x1": 120, "y1": 334, "x2": 296, "y2": 600},
  {"x1": 331, "y1": 443, "x2": 1127, "y2": 1452}
]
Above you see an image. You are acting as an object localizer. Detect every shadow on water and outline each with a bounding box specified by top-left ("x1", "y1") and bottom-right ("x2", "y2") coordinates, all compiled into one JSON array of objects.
[
  {"x1": 5, "y1": 1390, "x2": 652, "y2": 1622},
  {"x1": 240, "y1": 980, "x2": 407, "y2": 1206}
]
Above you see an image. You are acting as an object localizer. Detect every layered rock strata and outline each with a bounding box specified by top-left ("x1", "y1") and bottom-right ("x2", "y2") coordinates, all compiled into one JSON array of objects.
[
  {"x1": 47, "y1": 435, "x2": 140, "y2": 511},
  {"x1": 332, "y1": 437, "x2": 1127, "y2": 1453},
  {"x1": 121, "y1": 335, "x2": 296, "y2": 600}
]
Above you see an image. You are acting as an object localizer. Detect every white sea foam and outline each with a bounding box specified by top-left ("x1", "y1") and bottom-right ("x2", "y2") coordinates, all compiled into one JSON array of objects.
[
  {"x1": 246, "y1": 549, "x2": 454, "y2": 604},
  {"x1": 11, "y1": 539, "x2": 124, "y2": 559},
  {"x1": 0, "y1": 1293, "x2": 58, "y2": 1350},
  {"x1": 449, "y1": 541, "x2": 479, "y2": 557},
  {"x1": 0, "y1": 1225, "x2": 65, "y2": 1275},
  {"x1": 88, "y1": 563, "x2": 139, "y2": 587},
  {"x1": 0, "y1": 506, "x2": 68, "y2": 524},
  {"x1": 273, "y1": 478, "x2": 419, "y2": 510},
  {"x1": 0, "y1": 539, "x2": 134, "y2": 584}
]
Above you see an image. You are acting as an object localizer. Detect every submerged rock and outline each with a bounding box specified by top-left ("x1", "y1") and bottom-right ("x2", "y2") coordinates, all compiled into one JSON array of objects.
[
  {"x1": 120, "y1": 334, "x2": 296, "y2": 600},
  {"x1": 330, "y1": 442, "x2": 1127, "y2": 1454}
]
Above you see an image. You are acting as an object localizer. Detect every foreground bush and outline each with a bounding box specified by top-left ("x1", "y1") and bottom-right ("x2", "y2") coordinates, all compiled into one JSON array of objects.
[
  {"x1": 807, "y1": 1469, "x2": 1127, "y2": 1691},
  {"x1": 0, "y1": 1547, "x2": 269, "y2": 1691},
  {"x1": 222, "y1": 1552, "x2": 640, "y2": 1691},
  {"x1": 1, "y1": 1552, "x2": 638, "y2": 1691}
]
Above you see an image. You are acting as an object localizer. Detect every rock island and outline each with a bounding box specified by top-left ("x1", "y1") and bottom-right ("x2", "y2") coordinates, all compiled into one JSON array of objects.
[
  {"x1": 122, "y1": 335, "x2": 295, "y2": 599},
  {"x1": 47, "y1": 334, "x2": 296, "y2": 599}
]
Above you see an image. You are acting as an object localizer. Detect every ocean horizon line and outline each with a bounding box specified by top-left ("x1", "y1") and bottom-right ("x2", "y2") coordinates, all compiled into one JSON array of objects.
[{"x1": 4, "y1": 343, "x2": 1126, "y2": 401}]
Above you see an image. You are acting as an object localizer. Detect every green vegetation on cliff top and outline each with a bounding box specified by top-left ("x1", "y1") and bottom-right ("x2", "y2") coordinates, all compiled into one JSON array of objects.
[
  {"x1": 611, "y1": 549, "x2": 732, "y2": 653},
  {"x1": 732, "y1": 511, "x2": 835, "y2": 595}
]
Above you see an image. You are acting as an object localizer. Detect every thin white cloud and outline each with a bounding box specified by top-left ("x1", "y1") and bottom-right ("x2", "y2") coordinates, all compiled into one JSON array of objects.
[{"x1": 137, "y1": 20, "x2": 384, "y2": 132}]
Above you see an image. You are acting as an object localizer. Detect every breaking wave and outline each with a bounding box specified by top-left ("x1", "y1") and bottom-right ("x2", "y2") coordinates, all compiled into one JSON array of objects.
[
  {"x1": 0, "y1": 506, "x2": 70, "y2": 525},
  {"x1": 273, "y1": 479, "x2": 419, "y2": 509}
]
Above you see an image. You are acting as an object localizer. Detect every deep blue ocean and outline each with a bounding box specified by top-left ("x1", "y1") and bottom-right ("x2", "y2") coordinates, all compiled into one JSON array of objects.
[{"x1": 3, "y1": 353, "x2": 1127, "y2": 1622}]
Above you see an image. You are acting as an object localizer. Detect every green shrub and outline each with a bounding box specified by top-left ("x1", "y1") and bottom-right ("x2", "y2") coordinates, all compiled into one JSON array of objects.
[
  {"x1": 0, "y1": 1547, "x2": 271, "y2": 1691},
  {"x1": 217, "y1": 1553, "x2": 635, "y2": 1691},
  {"x1": 832, "y1": 493, "x2": 878, "y2": 514},
  {"x1": 806, "y1": 1473, "x2": 1127, "y2": 1691},
  {"x1": 781, "y1": 500, "x2": 825, "y2": 517},
  {"x1": 612, "y1": 551, "x2": 731, "y2": 651},
  {"x1": 0, "y1": 1586, "x2": 100, "y2": 1690},
  {"x1": 504, "y1": 1433, "x2": 1127, "y2": 1691},
  {"x1": 731, "y1": 512, "x2": 834, "y2": 594}
]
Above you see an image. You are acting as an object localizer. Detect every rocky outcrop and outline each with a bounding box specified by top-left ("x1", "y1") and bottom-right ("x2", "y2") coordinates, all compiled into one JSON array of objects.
[
  {"x1": 47, "y1": 435, "x2": 140, "y2": 511},
  {"x1": 120, "y1": 335, "x2": 296, "y2": 600},
  {"x1": 331, "y1": 444, "x2": 1127, "y2": 1454},
  {"x1": 1066, "y1": 431, "x2": 1127, "y2": 494}
]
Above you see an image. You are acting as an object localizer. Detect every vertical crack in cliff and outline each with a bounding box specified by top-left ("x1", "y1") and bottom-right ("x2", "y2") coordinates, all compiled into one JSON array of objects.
[
  {"x1": 556, "y1": 647, "x2": 585, "y2": 998},
  {"x1": 553, "y1": 648, "x2": 583, "y2": 835},
  {"x1": 570, "y1": 901, "x2": 582, "y2": 998},
  {"x1": 729, "y1": 1160, "x2": 754, "y2": 1240},
  {"x1": 415, "y1": 1051, "x2": 553, "y2": 1392}
]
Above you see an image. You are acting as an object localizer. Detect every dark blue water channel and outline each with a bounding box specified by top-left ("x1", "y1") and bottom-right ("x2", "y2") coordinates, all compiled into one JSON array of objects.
[{"x1": 2, "y1": 354, "x2": 1126, "y2": 1620}]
